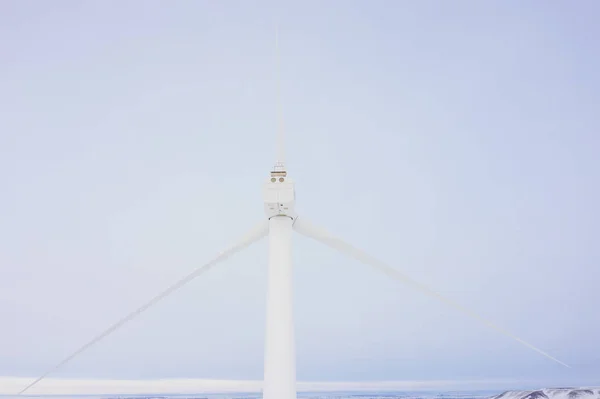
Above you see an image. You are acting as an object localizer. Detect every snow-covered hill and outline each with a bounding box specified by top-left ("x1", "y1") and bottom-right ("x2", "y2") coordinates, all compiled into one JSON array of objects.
[{"x1": 492, "y1": 388, "x2": 600, "y2": 399}]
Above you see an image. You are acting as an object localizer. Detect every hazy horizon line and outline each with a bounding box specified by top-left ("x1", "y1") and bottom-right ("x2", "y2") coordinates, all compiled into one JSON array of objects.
[{"x1": 0, "y1": 375, "x2": 580, "y2": 396}]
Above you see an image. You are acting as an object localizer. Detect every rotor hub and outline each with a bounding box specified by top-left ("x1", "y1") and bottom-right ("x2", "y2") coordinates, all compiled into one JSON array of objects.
[{"x1": 263, "y1": 168, "x2": 296, "y2": 220}]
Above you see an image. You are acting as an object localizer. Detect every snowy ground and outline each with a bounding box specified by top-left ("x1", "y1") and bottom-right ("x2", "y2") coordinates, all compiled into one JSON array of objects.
[{"x1": 0, "y1": 390, "x2": 500, "y2": 399}]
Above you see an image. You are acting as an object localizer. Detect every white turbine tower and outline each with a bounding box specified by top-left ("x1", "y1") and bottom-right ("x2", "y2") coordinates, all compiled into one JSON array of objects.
[
  {"x1": 18, "y1": 33, "x2": 570, "y2": 399},
  {"x1": 262, "y1": 28, "x2": 297, "y2": 399}
]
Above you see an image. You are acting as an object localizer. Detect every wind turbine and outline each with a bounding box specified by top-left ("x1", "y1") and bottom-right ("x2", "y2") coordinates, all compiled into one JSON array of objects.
[{"x1": 18, "y1": 33, "x2": 570, "y2": 399}]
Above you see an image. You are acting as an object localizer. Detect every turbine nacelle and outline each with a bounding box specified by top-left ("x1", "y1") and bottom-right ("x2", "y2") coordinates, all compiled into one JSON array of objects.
[{"x1": 263, "y1": 167, "x2": 296, "y2": 220}]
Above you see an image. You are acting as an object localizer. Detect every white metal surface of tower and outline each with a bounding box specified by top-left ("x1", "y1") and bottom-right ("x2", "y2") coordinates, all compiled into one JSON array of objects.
[{"x1": 262, "y1": 163, "x2": 297, "y2": 399}]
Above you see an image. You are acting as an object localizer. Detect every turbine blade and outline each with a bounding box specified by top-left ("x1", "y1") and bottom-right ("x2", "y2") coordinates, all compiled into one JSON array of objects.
[
  {"x1": 18, "y1": 221, "x2": 269, "y2": 395},
  {"x1": 293, "y1": 217, "x2": 570, "y2": 369},
  {"x1": 275, "y1": 26, "x2": 285, "y2": 168}
]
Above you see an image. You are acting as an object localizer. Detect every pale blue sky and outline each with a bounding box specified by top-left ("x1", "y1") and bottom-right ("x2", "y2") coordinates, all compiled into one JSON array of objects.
[{"x1": 1, "y1": 0, "x2": 599, "y2": 389}]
